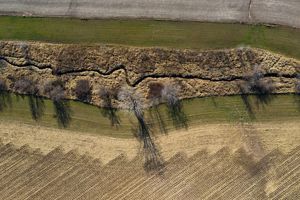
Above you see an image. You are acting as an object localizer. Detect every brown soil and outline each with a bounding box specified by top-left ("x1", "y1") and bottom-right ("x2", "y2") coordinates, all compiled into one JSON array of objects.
[{"x1": 0, "y1": 136, "x2": 299, "y2": 199}]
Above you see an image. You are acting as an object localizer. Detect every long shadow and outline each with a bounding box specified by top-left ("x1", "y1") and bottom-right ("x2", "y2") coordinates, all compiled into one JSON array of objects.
[
  {"x1": 167, "y1": 100, "x2": 188, "y2": 129},
  {"x1": 294, "y1": 94, "x2": 300, "y2": 111},
  {"x1": 294, "y1": 77, "x2": 300, "y2": 110},
  {"x1": 240, "y1": 93, "x2": 256, "y2": 119},
  {"x1": 133, "y1": 110, "x2": 165, "y2": 173},
  {"x1": 254, "y1": 92, "x2": 275, "y2": 109},
  {"x1": 53, "y1": 100, "x2": 72, "y2": 128},
  {"x1": 0, "y1": 79, "x2": 12, "y2": 111},
  {"x1": 211, "y1": 96, "x2": 218, "y2": 108},
  {"x1": 99, "y1": 89, "x2": 120, "y2": 127},
  {"x1": 230, "y1": 107, "x2": 266, "y2": 161},
  {"x1": 101, "y1": 107, "x2": 120, "y2": 127},
  {"x1": 0, "y1": 91, "x2": 12, "y2": 111},
  {"x1": 239, "y1": 66, "x2": 276, "y2": 118},
  {"x1": 149, "y1": 105, "x2": 167, "y2": 134},
  {"x1": 240, "y1": 92, "x2": 276, "y2": 120},
  {"x1": 239, "y1": 85, "x2": 256, "y2": 119},
  {"x1": 28, "y1": 95, "x2": 45, "y2": 121}
]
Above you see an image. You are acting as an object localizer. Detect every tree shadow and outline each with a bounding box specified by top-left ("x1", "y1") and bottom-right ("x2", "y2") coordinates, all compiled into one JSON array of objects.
[
  {"x1": 101, "y1": 107, "x2": 120, "y2": 128},
  {"x1": 239, "y1": 92, "x2": 276, "y2": 120},
  {"x1": 147, "y1": 82, "x2": 167, "y2": 134},
  {"x1": 238, "y1": 85, "x2": 256, "y2": 119},
  {"x1": 149, "y1": 105, "x2": 167, "y2": 134},
  {"x1": 254, "y1": 92, "x2": 275, "y2": 109},
  {"x1": 53, "y1": 100, "x2": 72, "y2": 128},
  {"x1": 143, "y1": 135, "x2": 165, "y2": 174},
  {"x1": 294, "y1": 76, "x2": 300, "y2": 110},
  {"x1": 0, "y1": 79, "x2": 11, "y2": 111},
  {"x1": 28, "y1": 95, "x2": 45, "y2": 121},
  {"x1": 230, "y1": 106, "x2": 266, "y2": 161},
  {"x1": 239, "y1": 66, "x2": 276, "y2": 119},
  {"x1": 211, "y1": 96, "x2": 218, "y2": 108},
  {"x1": 294, "y1": 94, "x2": 300, "y2": 111},
  {"x1": 161, "y1": 83, "x2": 188, "y2": 130},
  {"x1": 119, "y1": 86, "x2": 165, "y2": 173},
  {"x1": 167, "y1": 100, "x2": 188, "y2": 129},
  {"x1": 99, "y1": 87, "x2": 120, "y2": 127},
  {"x1": 74, "y1": 79, "x2": 92, "y2": 103},
  {"x1": 43, "y1": 79, "x2": 72, "y2": 128},
  {"x1": 133, "y1": 114, "x2": 165, "y2": 173},
  {"x1": 0, "y1": 91, "x2": 12, "y2": 112}
]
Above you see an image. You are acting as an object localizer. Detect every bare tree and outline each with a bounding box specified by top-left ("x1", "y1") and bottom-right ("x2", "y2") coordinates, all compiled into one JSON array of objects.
[
  {"x1": 0, "y1": 79, "x2": 7, "y2": 92},
  {"x1": 0, "y1": 79, "x2": 11, "y2": 111},
  {"x1": 295, "y1": 75, "x2": 300, "y2": 110},
  {"x1": 13, "y1": 77, "x2": 44, "y2": 121},
  {"x1": 238, "y1": 84, "x2": 255, "y2": 119},
  {"x1": 162, "y1": 83, "x2": 188, "y2": 129},
  {"x1": 118, "y1": 86, "x2": 164, "y2": 172},
  {"x1": 19, "y1": 43, "x2": 30, "y2": 60},
  {"x1": 44, "y1": 79, "x2": 72, "y2": 128},
  {"x1": 98, "y1": 87, "x2": 120, "y2": 127},
  {"x1": 239, "y1": 65, "x2": 275, "y2": 118},
  {"x1": 13, "y1": 77, "x2": 38, "y2": 95},
  {"x1": 148, "y1": 82, "x2": 167, "y2": 134},
  {"x1": 244, "y1": 66, "x2": 274, "y2": 95},
  {"x1": 296, "y1": 74, "x2": 300, "y2": 94},
  {"x1": 74, "y1": 79, "x2": 92, "y2": 102}
]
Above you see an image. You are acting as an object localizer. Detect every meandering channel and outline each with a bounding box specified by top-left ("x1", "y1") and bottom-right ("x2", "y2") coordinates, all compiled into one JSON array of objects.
[{"x1": 0, "y1": 56, "x2": 297, "y2": 88}]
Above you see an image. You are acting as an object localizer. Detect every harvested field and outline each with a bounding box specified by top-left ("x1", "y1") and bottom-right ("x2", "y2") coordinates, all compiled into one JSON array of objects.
[{"x1": 0, "y1": 141, "x2": 299, "y2": 199}]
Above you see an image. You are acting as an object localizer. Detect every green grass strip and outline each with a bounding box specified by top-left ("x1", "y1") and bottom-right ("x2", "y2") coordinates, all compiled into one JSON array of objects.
[{"x1": 0, "y1": 16, "x2": 300, "y2": 59}]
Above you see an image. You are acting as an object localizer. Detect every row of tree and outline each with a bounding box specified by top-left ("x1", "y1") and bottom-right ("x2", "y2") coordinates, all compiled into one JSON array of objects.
[
  {"x1": 1, "y1": 65, "x2": 299, "y2": 172},
  {"x1": 0, "y1": 76, "x2": 187, "y2": 172}
]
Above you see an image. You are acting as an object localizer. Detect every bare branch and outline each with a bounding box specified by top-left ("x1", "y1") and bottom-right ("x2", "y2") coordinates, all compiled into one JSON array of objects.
[{"x1": 74, "y1": 79, "x2": 92, "y2": 102}]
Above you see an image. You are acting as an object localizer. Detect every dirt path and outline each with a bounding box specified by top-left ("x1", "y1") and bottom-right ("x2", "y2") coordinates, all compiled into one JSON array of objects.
[
  {"x1": 1, "y1": 119, "x2": 299, "y2": 163},
  {"x1": 0, "y1": 0, "x2": 299, "y2": 28}
]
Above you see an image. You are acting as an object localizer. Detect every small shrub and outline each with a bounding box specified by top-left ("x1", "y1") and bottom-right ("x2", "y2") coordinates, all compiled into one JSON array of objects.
[
  {"x1": 162, "y1": 83, "x2": 188, "y2": 129},
  {"x1": 148, "y1": 82, "x2": 167, "y2": 133},
  {"x1": 53, "y1": 100, "x2": 72, "y2": 128},
  {"x1": 0, "y1": 79, "x2": 7, "y2": 91},
  {"x1": 118, "y1": 86, "x2": 164, "y2": 172},
  {"x1": 98, "y1": 87, "x2": 120, "y2": 127},
  {"x1": 13, "y1": 77, "x2": 38, "y2": 95},
  {"x1": 19, "y1": 43, "x2": 30, "y2": 59},
  {"x1": 148, "y1": 82, "x2": 164, "y2": 101},
  {"x1": 0, "y1": 79, "x2": 11, "y2": 111},
  {"x1": 43, "y1": 79, "x2": 72, "y2": 127},
  {"x1": 74, "y1": 79, "x2": 91, "y2": 102},
  {"x1": 44, "y1": 79, "x2": 65, "y2": 101},
  {"x1": 28, "y1": 96, "x2": 45, "y2": 121},
  {"x1": 296, "y1": 75, "x2": 300, "y2": 94},
  {"x1": 118, "y1": 86, "x2": 143, "y2": 116},
  {"x1": 245, "y1": 65, "x2": 274, "y2": 94},
  {"x1": 239, "y1": 65, "x2": 276, "y2": 118}
]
